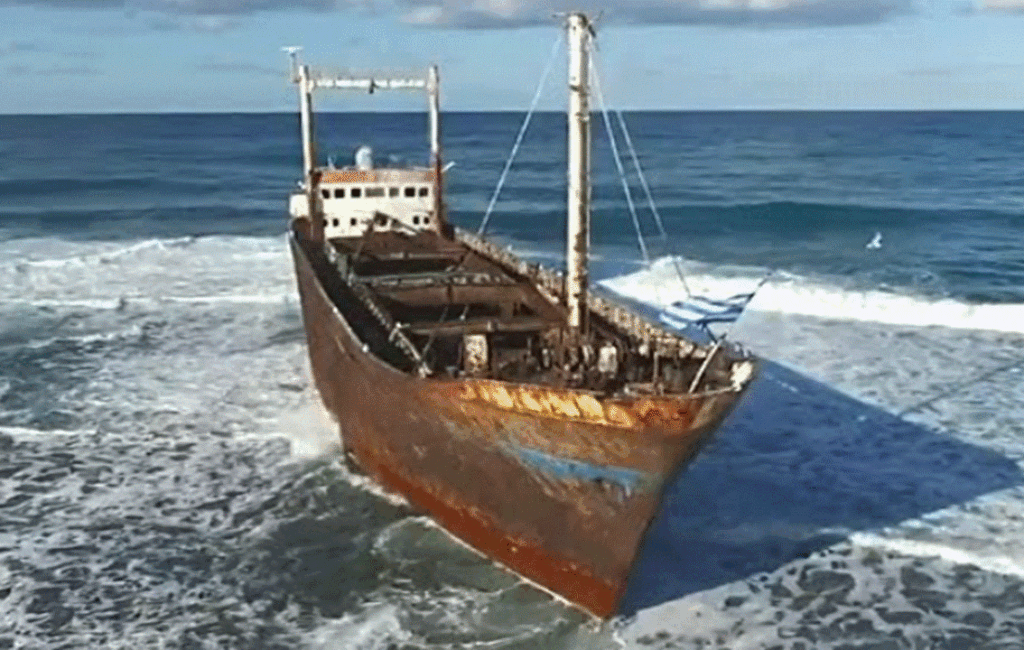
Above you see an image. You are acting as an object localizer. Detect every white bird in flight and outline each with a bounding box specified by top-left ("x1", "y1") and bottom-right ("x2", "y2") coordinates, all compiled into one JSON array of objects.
[{"x1": 866, "y1": 231, "x2": 882, "y2": 250}]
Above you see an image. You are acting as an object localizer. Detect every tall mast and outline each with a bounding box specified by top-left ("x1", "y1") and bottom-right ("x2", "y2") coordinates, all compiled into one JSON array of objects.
[
  {"x1": 429, "y1": 65, "x2": 441, "y2": 166},
  {"x1": 428, "y1": 64, "x2": 444, "y2": 227},
  {"x1": 566, "y1": 12, "x2": 592, "y2": 336},
  {"x1": 297, "y1": 63, "x2": 322, "y2": 242}
]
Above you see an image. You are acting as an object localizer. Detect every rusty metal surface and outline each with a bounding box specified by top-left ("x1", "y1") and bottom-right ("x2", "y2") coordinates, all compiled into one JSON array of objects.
[
  {"x1": 289, "y1": 231, "x2": 753, "y2": 617},
  {"x1": 319, "y1": 168, "x2": 436, "y2": 184}
]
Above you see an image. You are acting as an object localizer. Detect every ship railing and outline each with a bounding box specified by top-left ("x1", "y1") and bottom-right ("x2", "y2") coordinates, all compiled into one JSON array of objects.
[
  {"x1": 454, "y1": 228, "x2": 700, "y2": 359},
  {"x1": 360, "y1": 271, "x2": 511, "y2": 289},
  {"x1": 455, "y1": 229, "x2": 563, "y2": 305},
  {"x1": 588, "y1": 293, "x2": 698, "y2": 359},
  {"x1": 348, "y1": 280, "x2": 431, "y2": 376}
]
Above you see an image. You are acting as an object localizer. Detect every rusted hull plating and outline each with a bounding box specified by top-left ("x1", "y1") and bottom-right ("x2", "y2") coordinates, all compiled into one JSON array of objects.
[{"x1": 290, "y1": 234, "x2": 748, "y2": 617}]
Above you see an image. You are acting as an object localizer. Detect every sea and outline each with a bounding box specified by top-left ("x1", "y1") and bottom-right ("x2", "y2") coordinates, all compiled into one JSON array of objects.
[{"x1": 1, "y1": 111, "x2": 1023, "y2": 649}]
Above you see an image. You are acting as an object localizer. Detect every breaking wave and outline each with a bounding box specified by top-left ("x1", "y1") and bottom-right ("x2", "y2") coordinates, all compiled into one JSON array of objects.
[{"x1": 603, "y1": 256, "x2": 1024, "y2": 334}]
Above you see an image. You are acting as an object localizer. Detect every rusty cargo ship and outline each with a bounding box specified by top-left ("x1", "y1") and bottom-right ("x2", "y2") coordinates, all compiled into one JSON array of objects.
[{"x1": 285, "y1": 14, "x2": 758, "y2": 617}]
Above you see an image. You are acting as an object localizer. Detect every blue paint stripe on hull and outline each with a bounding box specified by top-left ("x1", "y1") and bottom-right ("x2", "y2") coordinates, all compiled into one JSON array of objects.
[{"x1": 507, "y1": 444, "x2": 650, "y2": 493}]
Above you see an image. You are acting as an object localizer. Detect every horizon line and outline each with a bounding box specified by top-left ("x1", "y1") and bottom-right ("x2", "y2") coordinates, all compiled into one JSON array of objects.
[{"x1": 3, "y1": 108, "x2": 1024, "y2": 117}]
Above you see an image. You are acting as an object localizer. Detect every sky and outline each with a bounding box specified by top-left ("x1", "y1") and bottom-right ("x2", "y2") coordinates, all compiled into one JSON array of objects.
[{"x1": 2, "y1": 0, "x2": 1024, "y2": 112}]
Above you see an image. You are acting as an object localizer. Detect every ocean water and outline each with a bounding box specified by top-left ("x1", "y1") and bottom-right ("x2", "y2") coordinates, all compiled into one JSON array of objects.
[{"x1": 1, "y1": 111, "x2": 1023, "y2": 649}]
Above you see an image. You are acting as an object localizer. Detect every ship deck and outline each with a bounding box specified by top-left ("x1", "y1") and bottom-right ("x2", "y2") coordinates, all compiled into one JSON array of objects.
[
  {"x1": 331, "y1": 230, "x2": 566, "y2": 333},
  {"x1": 309, "y1": 228, "x2": 737, "y2": 395}
]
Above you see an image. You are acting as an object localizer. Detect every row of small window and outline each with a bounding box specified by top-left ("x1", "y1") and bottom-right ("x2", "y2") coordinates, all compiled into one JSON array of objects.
[
  {"x1": 324, "y1": 215, "x2": 432, "y2": 227},
  {"x1": 320, "y1": 185, "x2": 431, "y2": 200}
]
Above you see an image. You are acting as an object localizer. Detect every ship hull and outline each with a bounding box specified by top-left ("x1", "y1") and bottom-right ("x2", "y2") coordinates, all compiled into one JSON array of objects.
[{"x1": 289, "y1": 232, "x2": 749, "y2": 617}]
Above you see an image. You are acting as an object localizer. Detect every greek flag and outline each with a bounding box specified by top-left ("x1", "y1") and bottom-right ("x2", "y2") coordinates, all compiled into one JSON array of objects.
[{"x1": 659, "y1": 291, "x2": 756, "y2": 330}]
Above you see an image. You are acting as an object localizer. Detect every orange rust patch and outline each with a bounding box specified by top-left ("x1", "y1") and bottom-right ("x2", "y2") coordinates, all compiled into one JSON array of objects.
[
  {"x1": 634, "y1": 400, "x2": 663, "y2": 425},
  {"x1": 605, "y1": 405, "x2": 634, "y2": 428},
  {"x1": 576, "y1": 394, "x2": 604, "y2": 421},
  {"x1": 458, "y1": 383, "x2": 478, "y2": 401},
  {"x1": 491, "y1": 385, "x2": 515, "y2": 409},
  {"x1": 456, "y1": 379, "x2": 638, "y2": 428},
  {"x1": 518, "y1": 389, "x2": 544, "y2": 414},
  {"x1": 454, "y1": 380, "x2": 728, "y2": 433},
  {"x1": 319, "y1": 169, "x2": 435, "y2": 184},
  {"x1": 549, "y1": 394, "x2": 580, "y2": 419}
]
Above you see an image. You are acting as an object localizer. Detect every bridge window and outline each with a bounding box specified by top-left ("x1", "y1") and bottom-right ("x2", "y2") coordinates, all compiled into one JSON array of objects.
[
  {"x1": 321, "y1": 189, "x2": 330, "y2": 199},
  {"x1": 350, "y1": 218, "x2": 357, "y2": 226},
  {"x1": 389, "y1": 187, "x2": 399, "y2": 198},
  {"x1": 418, "y1": 187, "x2": 429, "y2": 197},
  {"x1": 404, "y1": 186, "x2": 416, "y2": 198},
  {"x1": 412, "y1": 216, "x2": 420, "y2": 225},
  {"x1": 351, "y1": 187, "x2": 362, "y2": 198},
  {"x1": 334, "y1": 188, "x2": 345, "y2": 199},
  {"x1": 366, "y1": 187, "x2": 385, "y2": 198},
  {"x1": 332, "y1": 218, "x2": 339, "y2": 227}
]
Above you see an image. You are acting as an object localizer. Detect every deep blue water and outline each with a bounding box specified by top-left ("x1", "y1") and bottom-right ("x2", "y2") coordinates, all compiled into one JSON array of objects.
[{"x1": 2, "y1": 111, "x2": 1023, "y2": 303}]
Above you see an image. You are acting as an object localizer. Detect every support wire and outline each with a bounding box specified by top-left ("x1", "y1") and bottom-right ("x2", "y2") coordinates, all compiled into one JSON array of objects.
[
  {"x1": 613, "y1": 109, "x2": 691, "y2": 297},
  {"x1": 588, "y1": 45, "x2": 649, "y2": 265},
  {"x1": 477, "y1": 32, "x2": 563, "y2": 235}
]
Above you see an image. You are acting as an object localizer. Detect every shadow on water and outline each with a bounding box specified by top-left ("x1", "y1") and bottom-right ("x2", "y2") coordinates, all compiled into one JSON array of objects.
[
  {"x1": 619, "y1": 359, "x2": 1024, "y2": 615},
  {"x1": 267, "y1": 358, "x2": 1024, "y2": 627}
]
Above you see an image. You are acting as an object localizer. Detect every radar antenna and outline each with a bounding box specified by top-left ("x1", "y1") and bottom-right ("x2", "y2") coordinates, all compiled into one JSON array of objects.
[{"x1": 281, "y1": 45, "x2": 303, "y2": 82}]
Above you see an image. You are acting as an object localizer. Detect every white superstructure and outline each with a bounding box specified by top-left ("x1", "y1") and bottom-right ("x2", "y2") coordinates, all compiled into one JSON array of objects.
[
  {"x1": 288, "y1": 160, "x2": 440, "y2": 237},
  {"x1": 288, "y1": 61, "x2": 445, "y2": 241}
]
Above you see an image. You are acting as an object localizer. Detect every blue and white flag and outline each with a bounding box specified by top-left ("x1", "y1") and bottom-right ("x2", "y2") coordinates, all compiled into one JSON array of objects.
[{"x1": 660, "y1": 292, "x2": 755, "y2": 329}]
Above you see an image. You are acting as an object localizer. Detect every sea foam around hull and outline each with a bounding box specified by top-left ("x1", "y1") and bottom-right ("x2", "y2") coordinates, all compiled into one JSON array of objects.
[{"x1": 1, "y1": 234, "x2": 1023, "y2": 649}]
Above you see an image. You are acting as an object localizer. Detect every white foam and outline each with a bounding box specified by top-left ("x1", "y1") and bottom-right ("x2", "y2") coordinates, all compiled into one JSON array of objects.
[
  {"x1": 275, "y1": 393, "x2": 342, "y2": 460},
  {"x1": 343, "y1": 469, "x2": 413, "y2": 509},
  {"x1": 0, "y1": 297, "x2": 126, "y2": 310},
  {"x1": 603, "y1": 256, "x2": 1024, "y2": 334},
  {"x1": 306, "y1": 603, "x2": 409, "y2": 650},
  {"x1": 849, "y1": 532, "x2": 1024, "y2": 579},
  {"x1": 0, "y1": 425, "x2": 94, "y2": 437},
  {"x1": 0, "y1": 232, "x2": 594, "y2": 648},
  {"x1": 10, "y1": 237, "x2": 187, "y2": 269},
  {"x1": 157, "y1": 294, "x2": 293, "y2": 305},
  {"x1": 0, "y1": 234, "x2": 294, "y2": 310},
  {"x1": 15, "y1": 325, "x2": 144, "y2": 350}
]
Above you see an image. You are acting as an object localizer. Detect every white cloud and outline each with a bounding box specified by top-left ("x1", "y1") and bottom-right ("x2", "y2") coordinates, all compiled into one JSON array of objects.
[
  {"x1": 0, "y1": 1, "x2": 120, "y2": 7},
  {"x1": 402, "y1": 3, "x2": 443, "y2": 23},
  {"x1": 980, "y1": 0, "x2": 1024, "y2": 11},
  {"x1": 396, "y1": 0, "x2": 914, "y2": 27},
  {"x1": 145, "y1": 13, "x2": 241, "y2": 30},
  {"x1": 0, "y1": 0, "x2": 357, "y2": 32},
  {"x1": 129, "y1": 0, "x2": 339, "y2": 15},
  {"x1": 0, "y1": 0, "x2": 349, "y2": 15},
  {"x1": 0, "y1": 0, "x2": 923, "y2": 28}
]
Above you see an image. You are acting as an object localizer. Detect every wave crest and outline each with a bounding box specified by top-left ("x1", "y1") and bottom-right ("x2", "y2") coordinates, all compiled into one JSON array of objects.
[{"x1": 603, "y1": 256, "x2": 1024, "y2": 334}]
